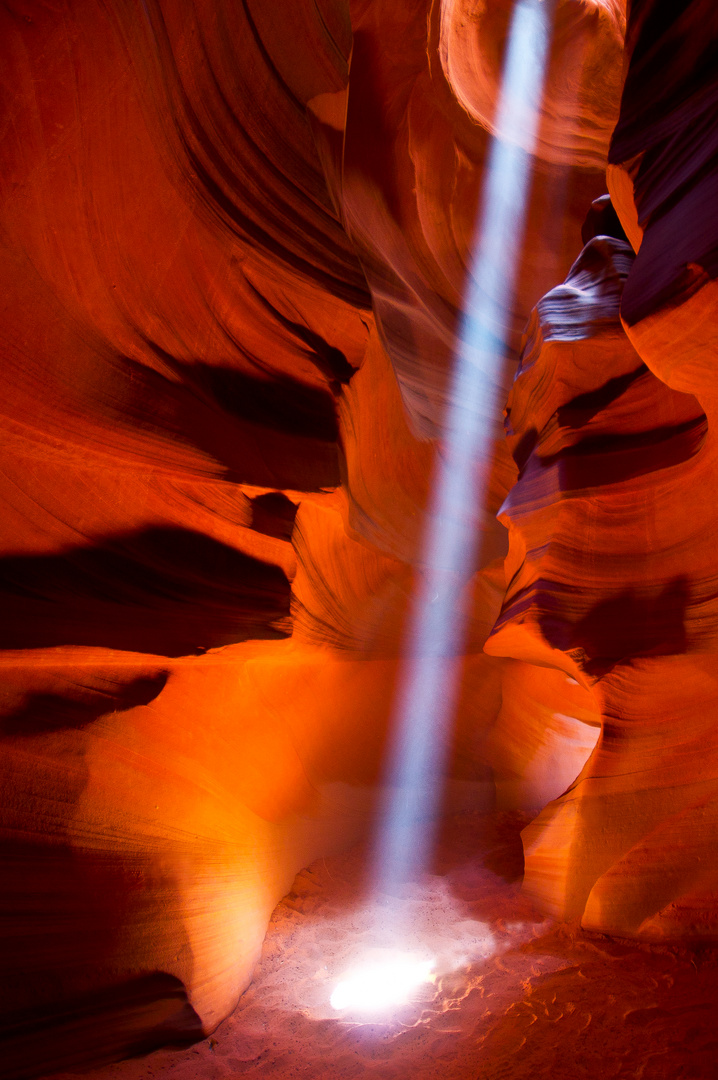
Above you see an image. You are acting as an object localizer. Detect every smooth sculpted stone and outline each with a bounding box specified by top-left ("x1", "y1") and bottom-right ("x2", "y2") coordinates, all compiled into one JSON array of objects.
[
  {"x1": 439, "y1": 0, "x2": 626, "y2": 169},
  {"x1": 485, "y1": 228, "x2": 718, "y2": 940},
  {"x1": 607, "y1": 0, "x2": 718, "y2": 409},
  {"x1": 7, "y1": 0, "x2": 718, "y2": 1073},
  {"x1": 338, "y1": 0, "x2": 614, "y2": 443},
  {"x1": 0, "y1": 1, "x2": 377, "y2": 1072},
  {"x1": 0, "y1": 2, "x2": 517, "y2": 1072}
]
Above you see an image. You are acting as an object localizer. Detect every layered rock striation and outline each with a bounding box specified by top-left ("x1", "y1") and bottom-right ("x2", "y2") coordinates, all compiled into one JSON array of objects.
[
  {"x1": 7, "y1": 0, "x2": 718, "y2": 1075},
  {"x1": 487, "y1": 209, "x2": 718, "y2": 941}
]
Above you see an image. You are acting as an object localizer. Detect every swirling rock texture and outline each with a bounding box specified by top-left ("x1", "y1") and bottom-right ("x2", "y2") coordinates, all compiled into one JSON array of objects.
[
  {"x1": 487, "y1": 0, "x2": 718, "y2": 945},
  {"x1": 0, "y1": 1, "x2": 504, "y2": 1073},
  {"x1": 339, "y1": 0, "x2": 623, "y2": 442},
  {"x1": 485, "y1": 227, "x2": 718, "y2": 936},
  {"x1": 9, "y1": 0, "x2": 718, "y2": 1076}
]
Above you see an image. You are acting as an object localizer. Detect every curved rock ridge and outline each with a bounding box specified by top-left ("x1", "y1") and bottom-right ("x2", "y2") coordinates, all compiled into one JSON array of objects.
[
  {"x1": 484, "y1": 223, "x2": 718, "y2": 940},
  {"x1": 439, "y1": 0, "x2": 626, "y2": 169},
  {"x1": 607, "y1": 0, "x2": 718, "y2": 337},
  {"x1": 0, "y1": 0, "x2": 527, "y2": 1070},
  {"x1": 337, "y1": 0, "x2": 615, "y2": 442},
  {"x1": 6, "y1": 0, "x2": 715, "y2": 1074},
  {"x1": 485, "y1": 659, "x2": 600, "y2": 813},
  {"x1": 0, "y1": 1, "x2": 374, "y2": 1073}
]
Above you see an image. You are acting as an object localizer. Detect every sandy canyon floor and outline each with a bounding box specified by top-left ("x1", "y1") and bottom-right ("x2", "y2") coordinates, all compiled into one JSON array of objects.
[{"x1": 46, "y1": 812, "x2": 718, "y2": 1080}]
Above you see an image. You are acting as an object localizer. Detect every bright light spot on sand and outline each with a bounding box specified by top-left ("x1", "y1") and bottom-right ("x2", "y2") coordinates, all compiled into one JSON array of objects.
[
  {"x1": 330, "y1": 952, "x2": 434, "y2": 1013},
  {"x1": 320, "y1": 4, "x2": 557, "y2": 1019}
]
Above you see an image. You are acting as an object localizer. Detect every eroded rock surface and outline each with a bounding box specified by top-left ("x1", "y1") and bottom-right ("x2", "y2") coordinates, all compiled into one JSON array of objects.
[
  {"x1": 487, "y1": 220, "x2": 718, "y2": 942},
  {"x1": 0, "y1": 0, "x2": 509, "y2": 1071},
  {"x1": 4, "y1": 0, "x2": 718, "y2": 1076}
]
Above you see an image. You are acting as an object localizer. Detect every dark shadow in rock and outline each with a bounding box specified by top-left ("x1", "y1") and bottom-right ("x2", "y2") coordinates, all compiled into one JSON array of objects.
[
  {"x1": 537, "y1": 413, "x2": 707, "y2": 490},
  {"x1": 189, "y1": 361, "x2": 338, "y2": 440},
  {"x1": 344, "y1": 29, "x2": 407, "y2": 227},
  {"x1": 508, "y1": 426, "x2": 539, "y2": 474},
  {"x1": 0, "y1": 672, "x2": 169, "y2": 736},
  {"x1": 540, "y1": 577, "x2": 690, "y2": 674},
  {"x1": 249, "y1": 491, "x2": 298, "y2": 541},
  {"x1": 480, "y1": 813, "x2": 530, "y2": 884},
  {"x1": 244, "y1": 279, "x2": 358, "y2": 386},
  {"x1": 433, "y1": 812, "x2": 532, "y2": 886},
  {"x1": 0, "y1": 971, "x2": 203, "y2": 1080},
  {"x1": 556, "y1": 366, "x2": 648, "y2": 429},
  {"x1": 113, "y1": 350, "x2": 341, "y2": 491},
  {"x1": 581, "y1": 193, "x2": 630, "y2": 246},
  {"x1": 0, "y1": 527, "x2": 290, "y2": 656}
]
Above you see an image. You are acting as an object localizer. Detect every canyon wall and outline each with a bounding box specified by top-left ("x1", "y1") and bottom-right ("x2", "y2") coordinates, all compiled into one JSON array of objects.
[
  {"x1": 5, "y1": 0, "x2": 718, "y2": 1076},
  {"x1": 487, "y1": 0, "x2": 718, "y2": 941}
]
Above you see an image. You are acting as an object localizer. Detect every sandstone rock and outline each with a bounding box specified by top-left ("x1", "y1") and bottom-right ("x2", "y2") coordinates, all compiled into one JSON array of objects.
[
  {"x1": 486, "y1": 220, "x2": 718, "y2": 941},
  {"x1": 4, "y1": 0, "x2": 717, "y2": 1073}
]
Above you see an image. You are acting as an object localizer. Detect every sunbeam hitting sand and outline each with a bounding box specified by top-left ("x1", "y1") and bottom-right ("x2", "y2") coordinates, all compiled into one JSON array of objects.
[
  {"x1": 46, "y1": 812, "x2": 718, "y2": 1080},
  {"x1": 329, "y1": 954, "x2": 435, "y2": 1014}
]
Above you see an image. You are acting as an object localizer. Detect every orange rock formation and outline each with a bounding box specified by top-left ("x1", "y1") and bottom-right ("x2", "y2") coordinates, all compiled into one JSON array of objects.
[{"x1": 2, "y1": 0, "x2": 716, "y2": 1076}]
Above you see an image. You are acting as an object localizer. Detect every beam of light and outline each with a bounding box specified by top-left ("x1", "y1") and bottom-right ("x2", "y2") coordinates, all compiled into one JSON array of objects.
[
  {"x1": 329, "y1": 0, "x2": 556, "y2": 1014},
  {"x1": 369, "y1": 0, "x2": 557, "y2": 904}
]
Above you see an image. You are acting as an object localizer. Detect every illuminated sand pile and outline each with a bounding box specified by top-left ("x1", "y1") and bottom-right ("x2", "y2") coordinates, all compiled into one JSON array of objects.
[{"x1": 46, "y1": 814, "x2": 718, "y2": 1080}]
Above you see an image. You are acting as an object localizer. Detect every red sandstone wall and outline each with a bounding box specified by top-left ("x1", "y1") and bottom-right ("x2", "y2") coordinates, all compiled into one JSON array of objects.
[
  {"x1": 7, "y1": 0, "x2": 718, "y2": 1075},
  {"x1": 484, "y1": 0, "x2": 718, "y2": 942}
]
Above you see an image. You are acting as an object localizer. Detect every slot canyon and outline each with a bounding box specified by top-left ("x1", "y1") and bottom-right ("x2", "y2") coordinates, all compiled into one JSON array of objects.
[{"x1": 3, "y1": 1, "x2": 718, "y2": 1077}]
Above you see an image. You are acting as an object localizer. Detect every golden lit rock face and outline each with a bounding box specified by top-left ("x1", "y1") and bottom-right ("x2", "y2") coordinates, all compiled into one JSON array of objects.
[
  {"x1": 2, "y1": 0, "x2": 718, "y2": 1073},
  {"x1": 487, "y1": 224, "x2": 718, "y2": 940},
  {"x1": 0, "y1": 0, "x2": 374, "y2": 1070},
  {"x1": 439, "y1": 0, "x2": 626, "y2": 168},
  {"x1": 339, "y1": 0, "x2": 613, "y2": 443},
  {"x1": 0, "y1": 0, "x2": 506, "y2": 1068}
]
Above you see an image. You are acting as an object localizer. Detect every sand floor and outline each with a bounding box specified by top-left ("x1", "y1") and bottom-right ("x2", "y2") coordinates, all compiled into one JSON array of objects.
[{"x1": 48, "y1": 812, "x2": 718, "y2": 1080}]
